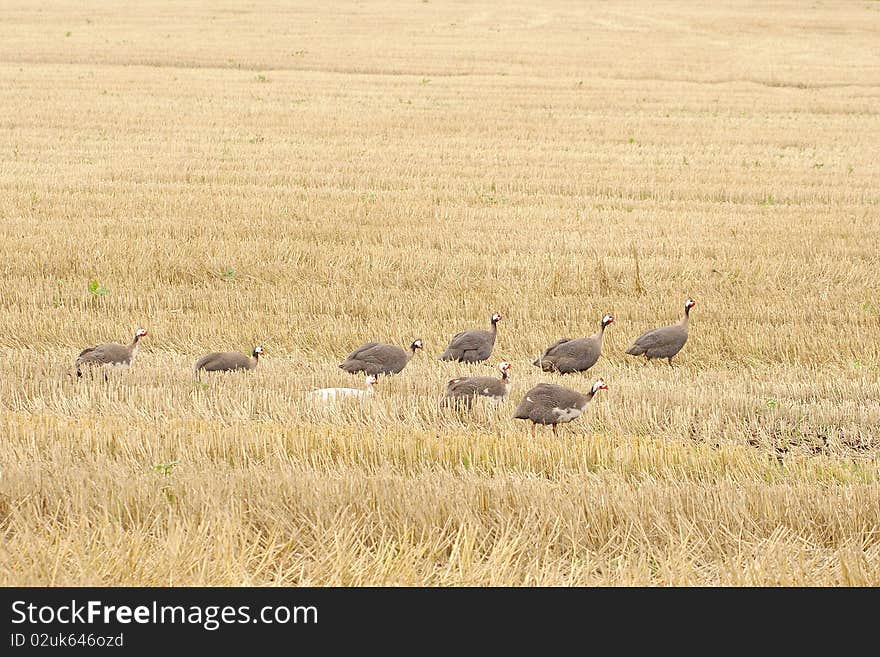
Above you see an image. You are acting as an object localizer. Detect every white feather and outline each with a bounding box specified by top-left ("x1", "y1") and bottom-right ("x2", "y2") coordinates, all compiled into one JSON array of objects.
[{"x1": 552, "y1": 407, "x2": 583, "y2": 422}]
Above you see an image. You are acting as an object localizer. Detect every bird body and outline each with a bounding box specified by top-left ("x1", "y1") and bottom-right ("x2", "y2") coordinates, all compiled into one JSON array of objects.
[
  {"x1": 76, "y1": 329, "x2": 147, "y2": 377},
  {"x1": 626, "y1": 299, "x2": 695, "y2": 366},
  {"x1": 308, "y1": 375, "x2": 378, "y2": 403},
  {"x1": 439, "y1": 313, "x2": 502, "y2": 363},
  {"x1": 534, "y1": 314, "x2": 614, "y2": 374},
  {"x1": 513, "y1": 380, "x2": 606, "y2": 435},
  {"x1": 194, "y1": 347, "x2": 262, "y2": 377},
  {"x1": 444, "y1": 361, "x2": 511, "y2": 408},
  {"x1": 339, "y1": 339, "x2": 423, "y2": 376}
]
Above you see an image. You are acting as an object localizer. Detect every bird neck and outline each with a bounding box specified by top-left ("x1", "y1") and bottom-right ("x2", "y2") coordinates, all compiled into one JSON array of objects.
[{"x1": 679, "y1": 310, "x2": 690, "y2": 327}]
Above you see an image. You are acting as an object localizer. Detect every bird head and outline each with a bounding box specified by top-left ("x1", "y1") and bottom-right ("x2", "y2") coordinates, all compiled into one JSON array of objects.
[
  {"x1": 366, "y1": 375, "x2": 378, "y2": 386},
  {"x1": 135, "y1": 329, "x2": 148, "y2": 340},
  {"x1": 685, "y1": 298, "x2": 696, "y2": 312},
  {"x1": 491, "y1": 313, "x2": 503, "y2": 324},
  {"x1": 253, "y1": 346, "x2": 264, "y2": 358},
  {"x1": 591, "y1": 379, "x2": 608, "y2": 394},
  {"x1": 411, "y1": 339, "x2": 424, "y2": 352},
  {"x1": 601, "y1": 313, "x2": 615, "y2": 327},
  {"x1": 498, "y1": 361, "x2": 511, "y2": 374}
]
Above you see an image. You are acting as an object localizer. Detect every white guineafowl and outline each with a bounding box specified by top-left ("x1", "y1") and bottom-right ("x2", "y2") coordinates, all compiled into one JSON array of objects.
[{"x1": 308, "y1": 375, "x2": 379, "y2": 404}]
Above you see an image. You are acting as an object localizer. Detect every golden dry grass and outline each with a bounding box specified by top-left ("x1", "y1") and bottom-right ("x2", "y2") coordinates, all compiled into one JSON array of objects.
[{"x1": 1, "y1": 0, "x2": 879, "y2": 585}]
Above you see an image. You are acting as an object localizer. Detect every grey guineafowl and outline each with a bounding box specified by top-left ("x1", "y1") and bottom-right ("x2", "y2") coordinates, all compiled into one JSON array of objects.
[
  {"x1": 439, "y1": 313, "x2": 501, "y2": 363},
  {"x1": 194, "y1": 346, "x2": 263, "y2": 378},
  {"x1": 626, "y1": 298, "x2": 695, "y2": 367},
  {"x1": 443, "y1": 361, "x2": 511, "y2": 409},
  {"x1": 514, "y1": 379, "x2": 607, "y2": 436},
  {"x1": 76, "y1": 328, "x2": 147, "y2": 377},
  {"x1": 339, "y1": 339, "x2": 423, "y2": 376},
  {"x1": 534, "y1": 313, "x2": 614, "y2": 374}
]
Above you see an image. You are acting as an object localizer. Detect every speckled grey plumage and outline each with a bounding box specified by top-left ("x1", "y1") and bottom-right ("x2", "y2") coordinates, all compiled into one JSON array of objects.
[
  {"x1": 626, "y1": 299, "x2": 694, "y2": 365},
  {"x1": 340, "y1": 340, "x2": 422, "y2": 376},
  {"x1": 534, "y1": 314, "x2": 613, "y2": 374},
  {"x1": 444, "y1": 365, "x2": 510, "y2": 408},
  {"x1": 513, "y1": 383, "x2": 591, "y2": 426},
  {"x1": 194, "y1": 348, "x2": 261, "y2": 376},
  {"x1": 76, "y1": 330, "x2": 145, "y2": 377},
  {"x1": 439, "y1": 314, "x2": 500, "y2": 363}
]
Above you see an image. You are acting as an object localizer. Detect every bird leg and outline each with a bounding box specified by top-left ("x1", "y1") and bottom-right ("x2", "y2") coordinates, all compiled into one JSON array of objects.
[
  {"x1": 667, "y1": 357, "x2": 675, "y2": 368},
  {"x1": 531, "y1": 423, "x2": 537, "y2": 439},
  {"x1": 552, "y1": 424, "x2": 558, "y2": 437}
]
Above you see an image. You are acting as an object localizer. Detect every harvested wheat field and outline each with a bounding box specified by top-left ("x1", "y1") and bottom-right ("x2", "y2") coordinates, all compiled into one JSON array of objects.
[{"x1": 1, "y1": 0, "x2": 879, "y2": 586}]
